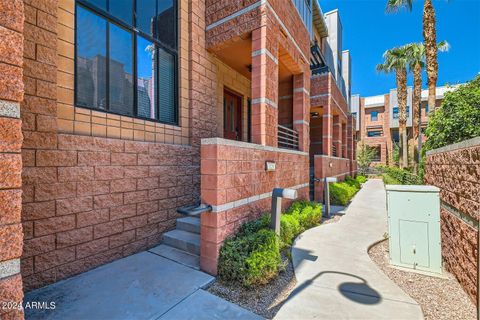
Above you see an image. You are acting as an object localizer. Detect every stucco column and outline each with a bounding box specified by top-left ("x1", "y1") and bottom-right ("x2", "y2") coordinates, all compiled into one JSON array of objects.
[
  {"x1": 293, "y1": 73, "x2": 310, "y2": 152},
  {"x1": 251, "y1": 26, "x2": 278, "y2": 147},
  {"x1": 333, "y1": 115, "x2": 342, "y2": 157},
  {"x1": 0, "y1": 0, "x2": 25, "y2": 318}
]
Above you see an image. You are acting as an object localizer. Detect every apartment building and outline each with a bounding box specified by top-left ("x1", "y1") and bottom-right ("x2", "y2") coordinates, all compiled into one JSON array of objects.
[
  {"x1": 351, "y1": 85, "x2": 457, "y2": 165},
  {"x1": 0, "y1": 1, "x2": 355, "y2": 314}
]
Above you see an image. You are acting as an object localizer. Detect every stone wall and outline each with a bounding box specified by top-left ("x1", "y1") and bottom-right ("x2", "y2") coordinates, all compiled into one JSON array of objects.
[
  {"x1": 425, "y1": 137, "x2": 479, "y2": 304},
  {"x1": 199, "y1": 138, "x2": 309, "y2": 274},
  {"x1": 0, "y1": 0, "x2": 25, "y2": 318}
]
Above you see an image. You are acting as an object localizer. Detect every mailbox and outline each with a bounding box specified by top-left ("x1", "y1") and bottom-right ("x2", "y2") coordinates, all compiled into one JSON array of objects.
[{"x1": 386, "y1": 185, "x2": 442, "y2": 275}]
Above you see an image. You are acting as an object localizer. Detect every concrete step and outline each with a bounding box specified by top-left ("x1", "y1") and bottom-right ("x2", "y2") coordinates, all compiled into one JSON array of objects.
[
  {"x1": 149, "y1": 244, "x2": 200, "y2": 270},
  {"x1": 163, "y1": 229, "x2": 200, "y2": 256},
  {"x1": 177, "y1": 216, "x2": 200, "y2": 234}
]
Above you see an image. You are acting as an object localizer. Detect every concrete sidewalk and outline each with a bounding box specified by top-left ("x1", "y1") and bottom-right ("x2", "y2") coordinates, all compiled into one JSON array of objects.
[
  {"x1": 24, "y1": 251, "x2": 261, "y2": 320},
  {"x1": 275, "y1": 179, "x2": 424, "y2": 320}
]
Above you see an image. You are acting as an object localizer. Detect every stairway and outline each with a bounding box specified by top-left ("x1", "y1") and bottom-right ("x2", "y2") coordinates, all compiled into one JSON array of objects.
[{"x1": 148, "y1": 216, "x2": 201, "y2": 270}]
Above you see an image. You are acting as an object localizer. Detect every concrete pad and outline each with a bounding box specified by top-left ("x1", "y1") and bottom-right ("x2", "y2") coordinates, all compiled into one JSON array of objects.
[
  {"x1": 275, "y1": 179, "x2": 424, "y2": 320},
  {"x1": 25, "y1": 251, "x2": 214, "y2": 320},
  {"x1": 158, "y1": 290, "x2": 263, "y2": 320}
]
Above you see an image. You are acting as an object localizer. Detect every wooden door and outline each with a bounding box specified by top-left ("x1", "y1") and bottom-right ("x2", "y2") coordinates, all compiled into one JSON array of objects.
[{"x1": 223, "y1": 89, "x2": 242, "y2": 140}]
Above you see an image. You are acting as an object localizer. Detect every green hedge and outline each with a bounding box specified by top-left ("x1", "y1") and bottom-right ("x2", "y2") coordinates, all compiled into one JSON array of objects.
[
  {"x1": 377, "y1": 166, "x2": 422, "y2": 185},
  {"x1": 329, "y1": 182, "x2": 359, "y2": 206},
  {"x1": 355, "y1": 175, "x2": 367, "y2": 184},
  {"x1": 218, "y1": 201, "x2": 322, "y2": 287},
  {"x1": 382, "y1": 173, "x2": 401, "y2": 185}
]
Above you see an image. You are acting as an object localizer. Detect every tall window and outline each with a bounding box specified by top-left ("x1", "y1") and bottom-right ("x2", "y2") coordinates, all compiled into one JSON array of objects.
[
  {"x1": 371, "y1": 111, "x2": 378, "y2": 121},
  {"x1": 75, "y1": 0, "x2": 178, "y2": 125},
  {"x1": 392, "y1": 106, "x2": 410, "y2": 120}
]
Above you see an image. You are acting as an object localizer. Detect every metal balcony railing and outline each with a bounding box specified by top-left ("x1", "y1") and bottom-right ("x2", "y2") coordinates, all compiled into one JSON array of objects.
[
  {"x1": 332, "y1": 144, "x2": 337, "y2": 157},
  {"x1": 278, "y1": 125, "x2": 299, "y2": 150}
]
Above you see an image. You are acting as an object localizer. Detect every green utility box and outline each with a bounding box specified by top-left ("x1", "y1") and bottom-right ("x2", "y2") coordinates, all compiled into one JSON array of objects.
[{"x1": 386, "y1": 185, "x2": 442, "y2": 274}]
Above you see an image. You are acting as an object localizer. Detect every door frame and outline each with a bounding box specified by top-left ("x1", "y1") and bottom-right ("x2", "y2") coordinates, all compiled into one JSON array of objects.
[{"x1": 223, "y1": 87, "x2": 243, "y2": 141}]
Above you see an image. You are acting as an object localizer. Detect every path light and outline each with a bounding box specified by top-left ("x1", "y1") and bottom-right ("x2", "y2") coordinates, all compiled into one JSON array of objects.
[
  {"x1": 271, "y1": 188, "x2": 298, "y2": 235},
  {"x1": 314, "y1": 177, "x2": 337, "y2": 218}
]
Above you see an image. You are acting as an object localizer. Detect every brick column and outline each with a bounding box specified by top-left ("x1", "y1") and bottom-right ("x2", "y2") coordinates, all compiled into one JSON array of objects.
[
  {"x1": 342, "y1": 122, "x2": 347, "y2": 158},
  {"x1": 293, "y1": 73, "x2": 310, "y2": 152},
  {"x1": 251, "y1": 25, "x2": 278, "y2": 147},
  {"x1": 322, "y1": 111, "x2": 332, "y2": 156},
  {"x1": 333, "y1": 115, "x2": 341, "y2": 157},
  {"x1": 0, "y1": 0, "x2": 25, "y2": 318},
  {"x1": 347, "y1": 114, "x2": 355, "y2": 175}
]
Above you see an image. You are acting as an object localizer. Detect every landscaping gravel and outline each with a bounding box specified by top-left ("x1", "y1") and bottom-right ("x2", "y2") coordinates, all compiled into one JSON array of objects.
[{"x1": 369, "y1": 239, "x2": 477, "y2": 320}]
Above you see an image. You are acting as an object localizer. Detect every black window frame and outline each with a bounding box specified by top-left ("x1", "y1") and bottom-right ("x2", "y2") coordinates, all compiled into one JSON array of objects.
[
  {"x1": 367, "y1": 130, "x2": 382, "y2": 137},
  {"x1": 74, "y1": 0, "x2": 179, "y2": 126}
]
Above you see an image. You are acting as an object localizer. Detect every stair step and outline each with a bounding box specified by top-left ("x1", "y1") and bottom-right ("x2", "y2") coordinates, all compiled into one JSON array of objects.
[
  {"x1": 149, "y1": 244, "x2": 200, "y2": 270},
  {"x1": 177, "y1": 216, "x2": 201, "y2": 234},
  {"x1": 163, "y1": 229, "x2": 200, "y2": 255}
]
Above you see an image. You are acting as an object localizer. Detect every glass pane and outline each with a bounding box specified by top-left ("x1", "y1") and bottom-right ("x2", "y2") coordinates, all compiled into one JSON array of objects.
[
  {"x1": 158, "y1": 48, "x2": 175, "y2": 123},
  {"x1": 136, "y1": 0, "x2": 157, "y2": 36},
  {"x1": 157, "y1": 0, "x2": 176, "y2": 48},
  {"x1": 137, "y1": 36, "x2": 156, "y2": 119},
  {"x1": 109, "y1": 23, "x2": 134, "y2": 115},
  {"x1": 109, "y1": 0, "x2": 133, "y2": 24},
  {"x1": 84, "y1": 0, "x2": 107, "y2": 11},
  {"x1": 76, "y1": 6, "x2": 107, "y2": 110}
]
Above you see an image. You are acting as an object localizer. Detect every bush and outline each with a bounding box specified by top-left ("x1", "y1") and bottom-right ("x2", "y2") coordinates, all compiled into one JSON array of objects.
[
  {"x1": 382, "y1": 173, "x2": 401, "y2": 185},
  {"x1": 345, "y1": 176, "x2": 360, "y2": 189},
  {"x1": 218, "y1": 201, "x2": 322, "y2": 287},
  {"x1": 355, "y1": 175, "x2": 367, "y2": 184},
  {"x1": 378, "y1": 166, "x2": 422, "y2": 185},
  {"x1": 218, "y1": 229, "x2": 281, "y2": 287},
  {"x1": 330, "y1": 182, "x2": 358, "y2": 206}
]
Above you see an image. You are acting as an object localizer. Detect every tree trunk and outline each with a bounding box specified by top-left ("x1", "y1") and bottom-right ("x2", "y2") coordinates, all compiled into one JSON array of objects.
[
  {"x1": 423, "y1": 0, "x2": 437, "y2": 114},
  {"x1": 412, "y1": 62, "x2": 422, "y2": 171},
  {"x1": 396, "y1": 68, "x2": 408, "y2": 168}
]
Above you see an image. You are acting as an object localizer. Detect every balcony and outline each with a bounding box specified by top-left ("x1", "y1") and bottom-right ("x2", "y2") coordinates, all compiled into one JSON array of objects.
[
  {"x1": 310, "y1": 42, "x2": 329, "y2": 75},
  {"x1": 278, "y1": 125, "x2": 299, "y2": 150}
]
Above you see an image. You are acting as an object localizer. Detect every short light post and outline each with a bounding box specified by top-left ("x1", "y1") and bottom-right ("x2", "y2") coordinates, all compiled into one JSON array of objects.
[
  {"x1": 271, "y1": 188, "x2": 298, "y2": 235},
  {"x1": 314, "y1": 177, "x2": 337, "y2": 218}
]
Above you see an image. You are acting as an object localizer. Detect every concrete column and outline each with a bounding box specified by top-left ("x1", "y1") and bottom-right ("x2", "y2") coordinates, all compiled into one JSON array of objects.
[
  {"x1": 293, "y1": 73, "x2": 310, "y2": 152},
  {"x1": 333, "y1": 115, "x2": 342, "y2": 157},
  {"x1": 251, "y1": 26, "x2": 278, "y2": 147}
]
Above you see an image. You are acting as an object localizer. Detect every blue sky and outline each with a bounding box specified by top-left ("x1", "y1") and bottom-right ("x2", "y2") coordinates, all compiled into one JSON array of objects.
[{"x1": 320, "y1": 0, "x2": 480, "y2": 97}]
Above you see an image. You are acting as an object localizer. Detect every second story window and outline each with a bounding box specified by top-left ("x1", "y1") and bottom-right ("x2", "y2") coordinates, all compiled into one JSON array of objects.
[
  {"x1": 367, "y1": 130, "x2": 382, "y2": 137},
  {"x1": 293, "y1": 0, "x2": 313, "y2": 38},
  {"x1": 371, "y1": 111, "x2": 378, "y2": 121},
  {"x1": 75, "y1": 0, "x2": 178, "y2": 125},
  {"x1": 392, "y1": 106, "x2": 410, "y2": 120}
]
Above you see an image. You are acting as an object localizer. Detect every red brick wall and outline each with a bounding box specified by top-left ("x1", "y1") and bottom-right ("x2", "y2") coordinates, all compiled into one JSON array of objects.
[
  {"x1": 313, "y1": 155, "x2": 355, "y2": 201},
  {"x1": 0, "y1": 0, "x2": 25, "y2": 318},
  {"x1": 199, "y1": 139, "x2": 309, "y2": 274},
  {"x1": 425, "y1": 137, "x2": 479, "y2": 304}
]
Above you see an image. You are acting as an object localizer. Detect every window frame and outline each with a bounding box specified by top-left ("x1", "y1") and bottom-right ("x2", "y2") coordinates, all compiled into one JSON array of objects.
[
  {"x1": 367, "y1": 130, "x2": 382, "y2": 137},
  {"x1": 74, "y1": 0, "x2": 179, "y2": 126},
  {"x1": 371, "y1": 111, "x2": 378, "y2": 122}
]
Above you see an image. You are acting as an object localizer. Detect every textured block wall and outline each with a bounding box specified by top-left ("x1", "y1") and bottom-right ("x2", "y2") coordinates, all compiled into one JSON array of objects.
[
  {"x1": 425, "y1": 137, "x2": 479, "y2": 304},
  {"x1": 0, "y1": 0, "x2": 25, "y2": 318},
  {"x1": 313, "y1": 155, "x2": 355, "y2": 202}
]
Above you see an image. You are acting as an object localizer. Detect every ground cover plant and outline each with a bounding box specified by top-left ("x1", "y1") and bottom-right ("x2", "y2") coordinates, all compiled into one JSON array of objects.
[{"x1": 217, "y1": 201, "x2": 322, "y2": 287}]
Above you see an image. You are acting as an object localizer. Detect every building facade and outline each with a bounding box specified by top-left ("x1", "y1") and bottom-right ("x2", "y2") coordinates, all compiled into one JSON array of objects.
[
  {"x1": 352, "y1": 85, "x2": 457, "y2": 165},
  {"x1": 0, "y1": 0, "x2": 355, "y2": 315}
]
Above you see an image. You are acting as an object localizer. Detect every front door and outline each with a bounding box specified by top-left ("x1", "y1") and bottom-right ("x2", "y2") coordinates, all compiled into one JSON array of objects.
[{"x1": 224, "y1": 89, "x2": 242, "y2": 140}]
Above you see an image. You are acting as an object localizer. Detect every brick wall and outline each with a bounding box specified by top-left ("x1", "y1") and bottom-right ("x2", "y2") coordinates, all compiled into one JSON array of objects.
[
  {"x1": 199, "y1": 138, "x2": 309, "y2": 274},
  {"x1": 0, "y1": 0, "x2": 25, "y2": 318},
  {"x1": 313, "y1": 155, "x2": 355, "y2": 201},
  {"x1": 425, "y1": 137, "x2": 479, "y2": 304}
]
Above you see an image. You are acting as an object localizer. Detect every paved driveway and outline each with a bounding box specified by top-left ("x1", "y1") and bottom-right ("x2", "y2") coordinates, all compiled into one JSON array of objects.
[
  {"x1": 275, "y1": 179, "x2": 424, "y2": 320},
  {"x1": 25, "y1": 251, "x2": 261, "y2": 320}
]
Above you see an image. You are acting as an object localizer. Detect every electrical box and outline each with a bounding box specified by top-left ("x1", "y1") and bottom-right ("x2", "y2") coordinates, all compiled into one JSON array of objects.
[{"x1": 386, "y1": 185, "x2": 442, "y2": 274}]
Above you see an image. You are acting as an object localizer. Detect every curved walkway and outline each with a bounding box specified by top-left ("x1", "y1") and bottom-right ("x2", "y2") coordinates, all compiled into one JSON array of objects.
[{"x1": 275, "y1": 179, "x2": 424, "y2": 320}]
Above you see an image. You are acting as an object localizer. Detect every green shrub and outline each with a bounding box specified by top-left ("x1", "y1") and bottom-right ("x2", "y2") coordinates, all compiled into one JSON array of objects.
[
  {"x1": 379, "y1": 166, "x2": 422, "y2": 185},
  {"x1": 330, "y1": 182, "x2": 358, "y2": 206},
  {"x1": 237, "y1": 214, "x2": 270, "y2": 238},
  {"x1": 218, "y1": 229, "x2": 281, "y2": 287},
  {"x1": 382, "y1": 173, "x2": 401, "y2": 185},
  {"x1": 280, "y1": 214, "x2": 301, "y2": 246},
  {"x1": 355, "y1": 175, "x2": 367, "y2": 184},
  {"x1": 285, "y1": 201, "x2": 322, "y2": 231},
  {"x1": 345, "y1": 176, "x2": 360, "y2": 189}
]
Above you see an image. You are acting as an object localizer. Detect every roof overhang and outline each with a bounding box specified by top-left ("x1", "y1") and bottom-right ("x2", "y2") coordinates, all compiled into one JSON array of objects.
[{"x1": 312, "y1": 0, "x2": 328, "y2": 38}]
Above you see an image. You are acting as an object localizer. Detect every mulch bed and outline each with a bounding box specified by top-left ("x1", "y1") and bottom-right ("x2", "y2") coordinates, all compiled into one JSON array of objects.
[{"x1": 369, "y1": 239, "x2": 477, "y2": 320}]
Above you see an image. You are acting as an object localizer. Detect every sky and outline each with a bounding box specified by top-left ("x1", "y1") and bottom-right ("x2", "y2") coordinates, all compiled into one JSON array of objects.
[{"x1": 320, "y1": 0, "x2": 480, "y2": 97}]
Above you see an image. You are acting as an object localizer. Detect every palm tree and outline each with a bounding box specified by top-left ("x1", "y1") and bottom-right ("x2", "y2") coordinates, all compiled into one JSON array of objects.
[
  {"x1": 404, "y1": 41, "x2": 449, "y2": 171},
  {"x1": 386, "y1": 0, "x2": 443, "y2": 114},
  {"x1": 376, "y1": 46, "x2": 409, "y2": 168}
]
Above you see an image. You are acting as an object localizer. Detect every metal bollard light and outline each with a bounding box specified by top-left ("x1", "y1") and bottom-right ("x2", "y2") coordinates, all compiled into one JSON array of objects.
[
  {"x1": 314, "y1": 177, "x2": 337, "y2": 218},
  {"x1": 271, "y1": 188, "x2": 298, "y2": 235}
]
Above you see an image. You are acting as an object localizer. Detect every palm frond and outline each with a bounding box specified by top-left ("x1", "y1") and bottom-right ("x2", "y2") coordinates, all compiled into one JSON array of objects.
[{"x1": 386, "y1": 0, "x2": 413, "y2": 13}]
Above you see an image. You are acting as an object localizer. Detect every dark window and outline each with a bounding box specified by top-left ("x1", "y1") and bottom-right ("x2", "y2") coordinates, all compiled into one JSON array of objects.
[
  {"x1": 75, "y1": 0, "x2": 178, "y2": 125},
  {"x1": 392, "y1": 106, "x2": 410, "y2": 119},
  {"x1": 371, "y1": 111, "x2": 378, "y2": 121},
  {"x1": 351, "y1": 112, "x2": 357, "y2": 118},
  {"x1": 372, "y1": 146, "x2": 381, "y2": 162},
  {"x1": 367, "y1": 130, "x2": 382, "y2": 137}
]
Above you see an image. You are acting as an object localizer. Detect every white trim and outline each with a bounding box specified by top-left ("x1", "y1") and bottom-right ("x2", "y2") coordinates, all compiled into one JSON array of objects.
[
  {"x1": 252, "y1": 48, "x2": 278, "y2": 64},
  {"x1": 210, "y1": 183, "x2": 310, "y2": 213},
  {"x1": 294, "y1": 88, "x2": 309, "y2": 95},
  {"x1": 293, "y1": 120, "x2": 309, "y2": 126},
  {"x1": 251, "y1": 97, "x2": 278, "y2": 109},
  {"x1": 0, "y1": 259, "x2": 20, "y2": 279},
  {"x1": 0, "y1": 100, "x2": 20, "y2": 118}
]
